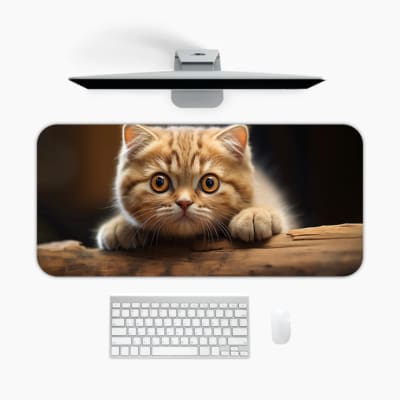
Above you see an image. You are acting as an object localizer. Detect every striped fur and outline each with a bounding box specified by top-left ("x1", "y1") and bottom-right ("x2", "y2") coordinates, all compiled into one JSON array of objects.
[{"x1": 97, "y1": 125, "x2": 294, "y2": 250}]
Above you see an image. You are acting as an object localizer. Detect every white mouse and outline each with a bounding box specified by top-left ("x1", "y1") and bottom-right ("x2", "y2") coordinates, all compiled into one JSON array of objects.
[{"x1": 271, "y1": 309, "x2": 291, "y2": 344}]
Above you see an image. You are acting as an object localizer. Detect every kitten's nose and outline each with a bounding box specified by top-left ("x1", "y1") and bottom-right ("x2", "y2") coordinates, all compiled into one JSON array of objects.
[{"x1": 176, "y1": 200, "x2": 193, "y2": 211}]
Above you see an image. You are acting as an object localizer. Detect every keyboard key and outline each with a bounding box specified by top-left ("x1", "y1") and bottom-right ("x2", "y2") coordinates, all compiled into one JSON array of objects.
[
  {"x1": 206, "y1": 310, "x2": 215, "y2": 317},
  {"x1": 130, "y1": 346, "x2": 139, "y2": 355},
  {"x1": 209, "y1": 337, "x2": 217, "y2": 345},
  {"x1": 200, "y1": 303, "x2": 208, "y2": 308},
  {"x1": 210, "y1": 303, "x2": 218, "y2": 309},
  {"x1": 229, "y1": 304, "x2": 238, "y2": 308},
  {"x1": 157, "y1": 328, "x2": 165, "y2": 335},
  {"x1": 181, "y1": 337, "x2": 189, "y2": 345},
  {"x1": 112, "y1": 319, "x2": 125, "y2": 327},
  {"x1": 181, "y1": 303, "x2": 189, "y2": 308},
  {"x1": 231, "y1": 351, "x2": 239, "y2": 356},
  {"x1": 141, "y1": 303, "x2": 150, "y2": 308},
  {"x1": 161, "y1": 337, "x2": 169, "y2": 345},
  {"x1": 214, "y1": 328, "x2": 222, "y2": 336},
  {"x1": 190, "y1": 337, "x2": 198, "y2": 345},
  {"x1": 204, "y1": 328, "x2": 212, "y2": 336},
  {"x1": 130, "y1": 309, "x2": 139, "y2": 317},
  {"x1": 235, "y1": 310, "x2": 247, "y2": 318},
  {"x1": 195, "y1": 327, "x2": 203, "y2": 336},
  {"x1": 239, "y1": 304, "x2": 247, "y2": 308},
  {"x1": 239, "y1": 319, "x2": 248, "y2": 327},
  {"x1": 219, "y1": 337, "x2": 227, "y2": 345},
  {"x1": 168, "y1": 309, "x2": 177, "y2": 317},
  {"x1": 175, "y1": 328, "x2": 184, "y2": 335},
  {"x1": 211, "y1": 347, "x2": 220, "y2": 356},
  {"x1": 111, "y1": 346, "x2": 119, "y2": 356},
  {"x1": 199, "y1": 337, "x2": 208, "y2": 345},
  {"x1": 150, "y1": 309, "x2": 158, "y2": 317},
  {"x1": 171, "y1": 337, "x2": 179, "y2": 345},
  {"x1": 228, "y1": 337, "x2": 247, "y2": 345},
  {"x1": 140, "y1": 347, "x2": 151, "y2": 356},
  {"x1": 112, "y1": 309, "x2": 120, "y2": 317},
  {"x1": 147, "y1": 328, "x2": 155, "y2": 336},
  {"x1": 131, "y1": 303, "x2": 140, "y2": 308},
  {"x1": 126, "y1": 319, "x2": 134, "y2": 326},
  {"x1": 133, "y1": 337, "x2": 141, "y2": 345},
  {"x1": 240, "y1": 351, "x2": 249, "y2": 356},
  {"x1": 136, "y1": 319, "x2": 144, "y2": 326},
  {"x1": 152, "y1": 337, "x2": 160, "y2": 345},
  {"x1": 230, "y1": 319, "x2": 238, "y2": 327},
  {"x1": 112, "y1": 303, "x2": 120, "y2": 308},
  {"x1": 220, "y1": 303, "x2": 228, "y2": 308},
  {"x1": 233, "y1": 328, "x2": 248, "y2": 336},
  {"x1": 223, "y1": 328, "x2": 231, "y2": 336},
  {"x1": 140, "y1": 309, "x2": 149, "y2": 317},
  {"x1": 200, "y1": 346, "x2": 210, "y2": 356},
  {"x1": 128, "y1": 328, "x2": 137, "y2": 335},
  {"x1": 190, "y1": 303, "x2": 199, "y2": 308},
  {"x1": 112, "y1": 337, "x2": 131, "y2": 345},
  {"x1": 120, "y1": 346, "x2": 129, "y2": 356},
  {"x1": 187, "y1": 310, "x2": 196, "y2": 317},
  {"x1": 151, "y1": 303, "x2": 159, "y2": 308},
  {"x1": 185, "y1": 328, "x2": 193, "y2": 336},
  {"x1": 171, "y1": 303, "x2": 179, "y2": 308},
  {"x1": 152, "y1": 347, "x2": 198, "y2": 356},
  {"x1": 112, "y1": 327, "x2": 126, "y2": 336},
  {"x1": 137, "y1": 328, "x2": 146, "y2": 335},
  {"x1": 122, "y1": 303, "x2": 130, "y2": 308},
  {"x1": 161, "y1": 303, "x2": 169, "y2": 308},
  {"x1": 142, "y1": 337, "x2": 151, "y2": 345},
  {"x1": 225, "y1": 310, "x2": 233, "y2": 318}
]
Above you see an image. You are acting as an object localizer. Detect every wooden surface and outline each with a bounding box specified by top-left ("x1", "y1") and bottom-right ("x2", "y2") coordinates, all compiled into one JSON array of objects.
[{"x1": 37, "y1": 224, "x2": 362, "y2": 277}]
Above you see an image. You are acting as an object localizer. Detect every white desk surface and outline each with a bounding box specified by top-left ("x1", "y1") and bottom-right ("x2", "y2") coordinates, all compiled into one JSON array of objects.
[{"x1": 1, "y1": 0, "x2": 399, "y2": 398}]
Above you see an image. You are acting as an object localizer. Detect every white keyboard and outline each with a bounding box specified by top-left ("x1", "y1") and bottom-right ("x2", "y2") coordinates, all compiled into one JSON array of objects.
[{"x1": 110, "y1": 296, "x2": 249, "y2": 358}]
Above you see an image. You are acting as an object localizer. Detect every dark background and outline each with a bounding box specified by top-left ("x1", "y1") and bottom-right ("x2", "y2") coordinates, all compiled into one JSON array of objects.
[{"x1": 37, "y1": 125, "x2": 363, "y2": 246}]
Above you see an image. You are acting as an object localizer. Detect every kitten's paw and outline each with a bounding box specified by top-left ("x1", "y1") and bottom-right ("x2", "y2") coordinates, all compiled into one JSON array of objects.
[
  {"x1": 229, "y1": 207, "x2": 282, "y2": 242},
  {"x1": 97, "y1": 216, "x2": 142, "y2": 250}
]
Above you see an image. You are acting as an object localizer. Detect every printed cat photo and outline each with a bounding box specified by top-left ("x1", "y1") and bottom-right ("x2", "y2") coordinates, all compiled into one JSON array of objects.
[
  {"x1": 37, "y1": 124, "x2": 362, "y2": 276},
  {"x1": 97, "y1": 124, "x2": 296, "y2": 250}
]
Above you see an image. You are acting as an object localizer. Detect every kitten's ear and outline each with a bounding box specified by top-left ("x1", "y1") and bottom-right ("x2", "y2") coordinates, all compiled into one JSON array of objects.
[
  {"x1": 122, "y1": 124, "x2": 158, "y2": 155},
  {"x1": 215, "y1": 124, "x2": 249, "y2": 158}
]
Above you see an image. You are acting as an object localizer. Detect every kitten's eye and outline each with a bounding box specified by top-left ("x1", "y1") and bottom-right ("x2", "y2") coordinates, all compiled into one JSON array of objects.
[
  {"x1": 200, "y1": 174, "x2": 219, "y2": 194},
  {"x1": 150, "y1": 173, "x2": 170, "y2": 193}
]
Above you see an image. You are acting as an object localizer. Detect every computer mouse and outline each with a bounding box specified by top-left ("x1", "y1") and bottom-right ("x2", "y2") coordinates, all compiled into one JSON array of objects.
[{"x1": 271, "y1": 309, "x2": 291, "y2": 344}]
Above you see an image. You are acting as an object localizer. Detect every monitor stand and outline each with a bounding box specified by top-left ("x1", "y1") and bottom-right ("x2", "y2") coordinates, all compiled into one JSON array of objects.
[{"x1": 171, "y1": 49, "x2": 224, "y2": 108}]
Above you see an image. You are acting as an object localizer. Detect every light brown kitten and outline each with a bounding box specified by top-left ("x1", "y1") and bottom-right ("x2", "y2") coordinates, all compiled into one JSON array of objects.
[{"x1": 97, "y1": 124, "x2": 295, "y2": 249}]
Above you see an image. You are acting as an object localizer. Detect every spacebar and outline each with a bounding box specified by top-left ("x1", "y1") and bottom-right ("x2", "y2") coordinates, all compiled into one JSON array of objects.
[{"x1": 152, "y1": 347, "x2": 198, "y2": 356}]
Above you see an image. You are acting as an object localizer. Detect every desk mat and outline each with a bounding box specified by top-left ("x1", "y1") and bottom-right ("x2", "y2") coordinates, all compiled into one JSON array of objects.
[{"x1": 37, "y1": 124, "x2": 362, "y2": 276}]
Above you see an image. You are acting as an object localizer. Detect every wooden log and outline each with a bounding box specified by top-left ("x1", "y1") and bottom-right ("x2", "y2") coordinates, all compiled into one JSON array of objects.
[{"x1": 37, "y1": 224, "x2": 362, "y2": 277}]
